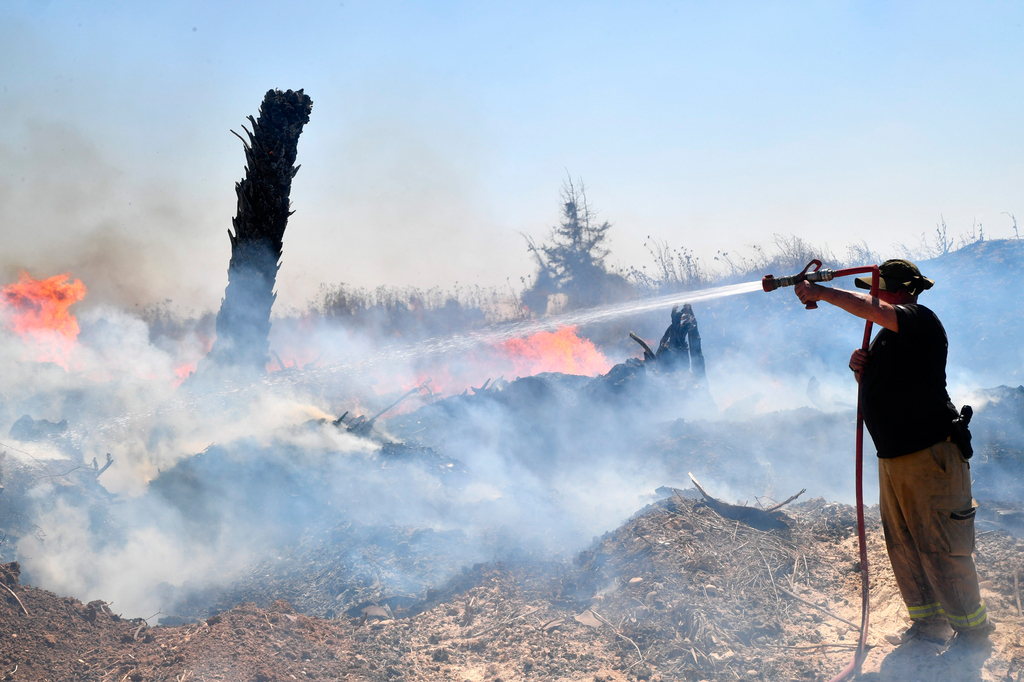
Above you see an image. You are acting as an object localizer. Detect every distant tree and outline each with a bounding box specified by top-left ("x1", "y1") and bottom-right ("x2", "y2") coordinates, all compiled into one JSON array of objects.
[
  {"x1": 521, "y1": 176, "x2": 633, "y2": 312},
  {"x1": 519, "y1": 245, "x2": 557, "y2": 315}
]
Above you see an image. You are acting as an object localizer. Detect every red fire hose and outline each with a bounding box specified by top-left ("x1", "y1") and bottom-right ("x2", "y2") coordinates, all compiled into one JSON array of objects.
[{"x1": 763, "y1": 262, "x2": 879, "y2": 681}]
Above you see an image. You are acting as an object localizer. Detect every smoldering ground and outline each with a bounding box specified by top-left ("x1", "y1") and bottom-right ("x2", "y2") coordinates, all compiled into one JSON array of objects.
[{"x1": 1, "y1": 239, "x2": 1021, "y2": 623}]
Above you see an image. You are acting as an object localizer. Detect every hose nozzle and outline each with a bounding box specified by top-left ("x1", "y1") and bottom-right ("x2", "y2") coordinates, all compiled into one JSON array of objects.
[
  {"x1": 762, "y1": 260, "x2": 836, "y2": 308},
  {"x1": 761, "y1": 274, "x2": 779, "y2": 292}
]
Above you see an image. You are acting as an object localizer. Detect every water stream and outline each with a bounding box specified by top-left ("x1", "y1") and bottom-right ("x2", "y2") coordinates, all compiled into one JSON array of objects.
[
  {"x1": 69, "y1": 280, "x2": 765, "y2": 443},
  {"x1": 297, "y1": 279, "x2": 764, "y2": 381}
]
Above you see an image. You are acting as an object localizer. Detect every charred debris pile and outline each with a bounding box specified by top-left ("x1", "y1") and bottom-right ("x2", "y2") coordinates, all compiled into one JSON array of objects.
[
  {"x1": 2, "y1": 311, "x2": 1024, "y2": 678},
  {"x1": 3, "y1": 286, "x2": 1024, "y2": 625},
  {"x1": 139, "y1": 295, "x2": 1024, "y2": 628},
  {"x1": 1, "y1": 498, "x2": 1022, "y2": 681},
  {"x1": 143, "y1": 304, "x2": 717, "y2": 617}
]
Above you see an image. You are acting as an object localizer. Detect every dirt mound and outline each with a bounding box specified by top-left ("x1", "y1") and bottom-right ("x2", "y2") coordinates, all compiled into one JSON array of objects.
[
  {"x1": 0, "y1": 560, "x2": 374, "y2": 681},
  {"x1": 1, "y1": 497, "x2": 1022, "y2": 681},
  {"x1": 560, "y1": 496, "x2": 1024, "y2": 680}
]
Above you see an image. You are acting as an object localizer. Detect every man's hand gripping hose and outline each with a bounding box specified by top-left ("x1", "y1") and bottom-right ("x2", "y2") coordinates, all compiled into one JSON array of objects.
[{"x1": 764, "y1": 260, "x2": 879, "y2": 681}]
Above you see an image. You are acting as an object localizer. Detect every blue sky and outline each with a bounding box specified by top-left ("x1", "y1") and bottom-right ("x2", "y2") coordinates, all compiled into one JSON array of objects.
[{"x1": 1, "y1": 1, "x2": 1022, "y2": 309}]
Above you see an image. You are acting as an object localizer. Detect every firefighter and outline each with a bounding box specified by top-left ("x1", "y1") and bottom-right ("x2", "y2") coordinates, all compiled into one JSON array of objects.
[{"x1": 795, "y1": 259, "x2": 991, "y2": 649}]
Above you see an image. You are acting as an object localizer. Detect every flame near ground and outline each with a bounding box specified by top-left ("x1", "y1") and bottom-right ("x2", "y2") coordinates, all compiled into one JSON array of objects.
[
  {"x1": 0, "y1": 265, "x2": 631, "y2": 439},
  {"x1": 1, "y1": 272, "x2": 616, "y2": 397},
  {"x1": 1, "y1": 272, "x2": 87, "y2": 370}
]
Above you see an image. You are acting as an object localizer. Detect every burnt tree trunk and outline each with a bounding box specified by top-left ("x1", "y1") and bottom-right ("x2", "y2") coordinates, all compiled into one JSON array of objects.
[{"x1": 205, "y1": 89, "x2": 313, "y2": 373}]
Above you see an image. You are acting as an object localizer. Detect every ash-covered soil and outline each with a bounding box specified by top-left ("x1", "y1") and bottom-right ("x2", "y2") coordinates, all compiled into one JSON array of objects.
[{"x1": 3, "y1": 496, "x2": 1022, "y2": 682}]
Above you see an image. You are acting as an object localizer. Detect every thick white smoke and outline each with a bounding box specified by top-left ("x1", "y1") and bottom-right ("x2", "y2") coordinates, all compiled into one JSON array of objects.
[{"x1": 1, "y1": 240, "x2": 1022, "y2": 620}]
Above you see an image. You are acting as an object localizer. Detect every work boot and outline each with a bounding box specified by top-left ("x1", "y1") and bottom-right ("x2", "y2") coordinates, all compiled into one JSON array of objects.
[
  {"x1": 884, "y1": 617, "x2": 951, "y2": 645},
  {"x1": 945, "y1": 621, "x2": 995, "y2": 652}
]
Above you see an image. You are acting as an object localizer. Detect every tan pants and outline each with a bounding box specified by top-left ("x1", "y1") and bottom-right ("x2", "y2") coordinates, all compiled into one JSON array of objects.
[{"x1": 878, "y1": 440, "x2": 987, "y2": 631}]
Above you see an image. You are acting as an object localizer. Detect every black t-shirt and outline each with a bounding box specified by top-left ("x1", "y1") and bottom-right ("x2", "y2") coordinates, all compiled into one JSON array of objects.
[{"x1": 861, "y1": 304, "x2": 958, "y2": 458}]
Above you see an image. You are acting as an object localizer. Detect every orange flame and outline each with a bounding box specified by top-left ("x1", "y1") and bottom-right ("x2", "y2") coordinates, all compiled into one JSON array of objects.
[
  {"x1": 171, "y1": 331, "x2": 214, "y2": 387},
  {"x1": 373, "y1": 325, "x2": 612, "y2": 404},
  {"x1": 1, "y1": 272, "x2": 87, "y2": 369},
  {"x1": 497, "y1": 326, "x2": 611, "y2": 377},
  {"x1": 172, "y1": 362, "x2": 197, "y2": 387}
]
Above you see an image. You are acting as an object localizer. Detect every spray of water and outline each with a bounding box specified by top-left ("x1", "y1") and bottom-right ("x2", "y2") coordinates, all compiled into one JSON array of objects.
[
  {"x1": 300, "y1": 280, "x2": 764, "y2": 379},
  {"x1": 66, "y1": 280, "x2": 764, "y2": 443}
]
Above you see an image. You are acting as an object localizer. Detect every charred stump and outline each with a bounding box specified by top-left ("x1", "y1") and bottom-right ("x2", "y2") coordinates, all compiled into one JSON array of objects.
[
  {"x1": 621, "y1": 303, "x2": 707, "y2": 382},
  {"x1": 204, "y1": 89, "x2": 313, "y2": 373},
  {"x1": 655, "y1": 303, "x2": 706, "y2": 378},
  {"x1": 591, "y1": 304, "x2": 714, "y2": 414}
]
